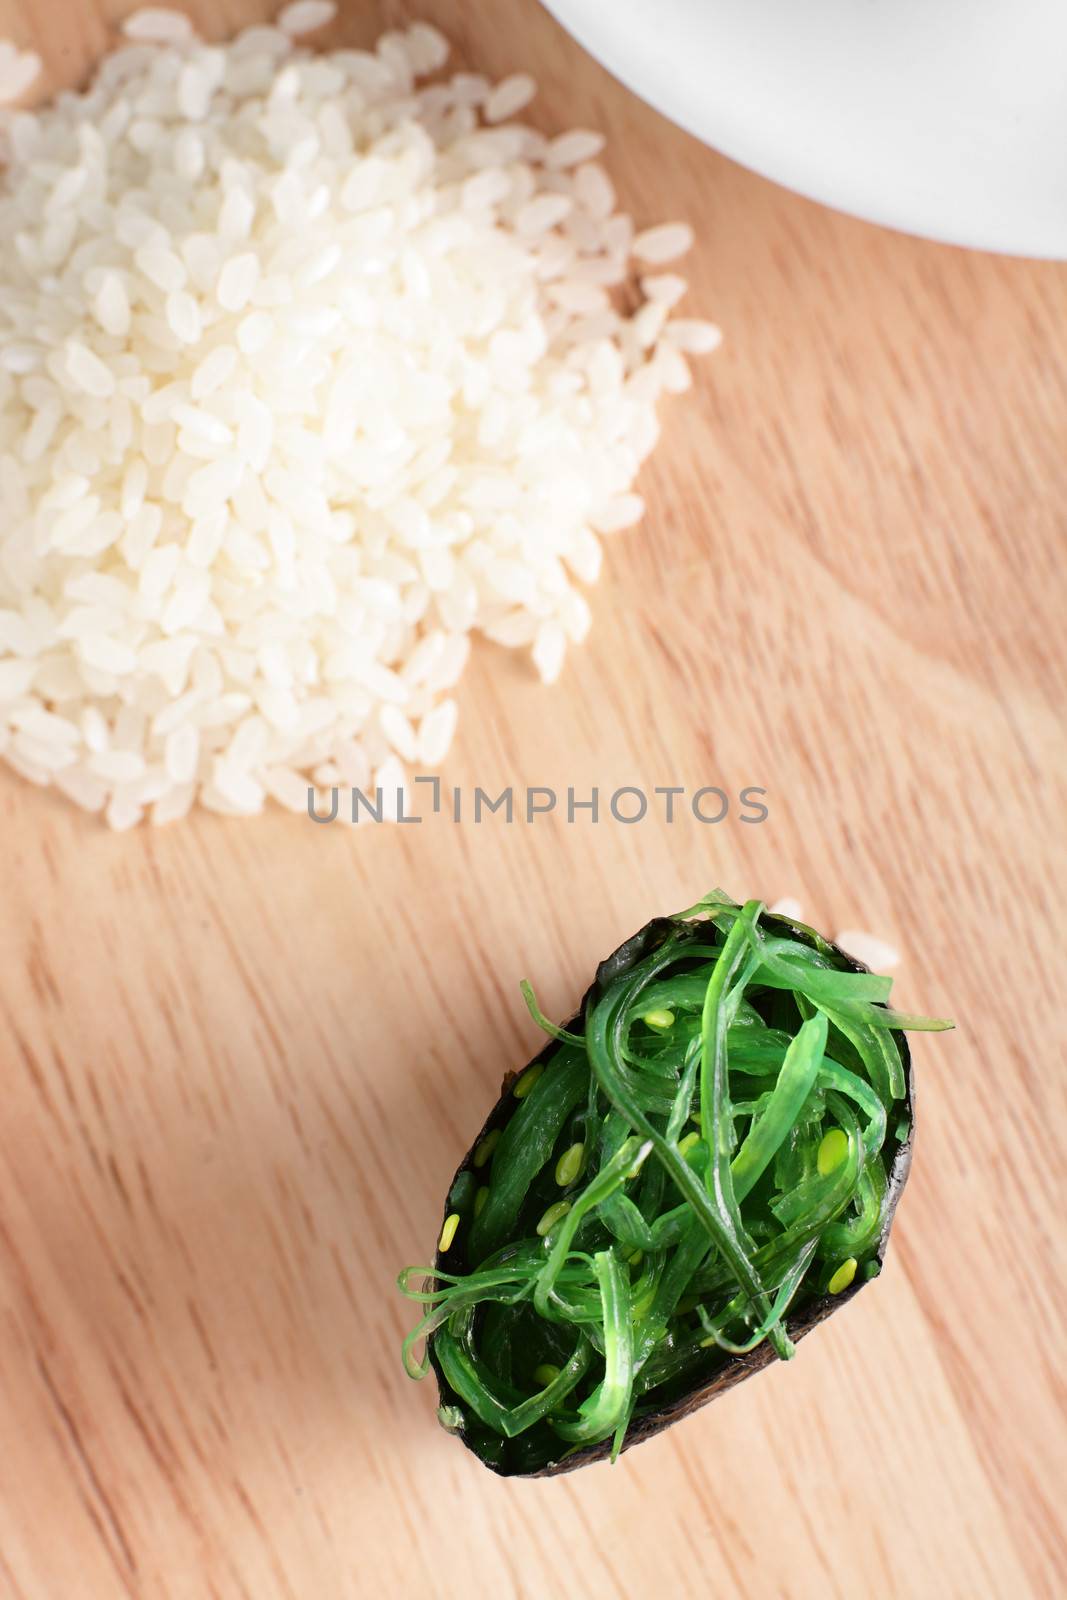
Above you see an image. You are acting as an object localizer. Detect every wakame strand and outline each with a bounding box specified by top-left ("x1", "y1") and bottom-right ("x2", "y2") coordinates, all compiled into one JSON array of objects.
[
  {"x1": 695, "y1": 901, "x2": 792, "y2": 1358},
  {"x1": 730, "y1": 1013, "x2": 828, "y2": 1203}
]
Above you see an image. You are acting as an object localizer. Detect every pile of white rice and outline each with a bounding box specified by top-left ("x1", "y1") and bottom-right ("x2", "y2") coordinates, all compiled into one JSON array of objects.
[{"x1": 0, "y1": 4, "x2": 718, "y2": 827}]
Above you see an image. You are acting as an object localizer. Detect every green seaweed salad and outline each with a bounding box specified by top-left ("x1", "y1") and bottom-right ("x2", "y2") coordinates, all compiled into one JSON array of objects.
[{"x1": 399, "y1": 892, "x2": 951, "y2": 1475}]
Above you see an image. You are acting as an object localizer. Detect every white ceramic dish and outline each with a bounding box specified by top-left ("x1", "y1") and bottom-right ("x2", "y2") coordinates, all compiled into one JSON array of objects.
[{"x1": 541, "y1": 0, "x2": 1067, "y2": 259}]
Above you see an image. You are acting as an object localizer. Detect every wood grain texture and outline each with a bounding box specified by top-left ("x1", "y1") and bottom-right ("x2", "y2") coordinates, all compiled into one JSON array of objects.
[{"x1": 1, "y1": 2, "x2": 1065, "y2": 1596}]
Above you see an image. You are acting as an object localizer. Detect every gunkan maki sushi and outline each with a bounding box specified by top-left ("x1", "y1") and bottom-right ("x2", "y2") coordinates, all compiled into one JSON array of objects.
[{"x1": 399, "y1": 891, "x2": 951, "y2": 1476}]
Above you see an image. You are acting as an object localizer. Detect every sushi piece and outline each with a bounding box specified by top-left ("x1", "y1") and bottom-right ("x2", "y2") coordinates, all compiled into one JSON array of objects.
[{"x1": 399, "y1": 891, "x2": 951, "y2": 1476}]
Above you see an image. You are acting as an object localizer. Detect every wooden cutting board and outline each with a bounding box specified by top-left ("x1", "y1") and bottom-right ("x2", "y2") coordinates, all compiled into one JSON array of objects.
[{"x1": 0, "y1": 3, "x2": 1064, "y2": 1596}]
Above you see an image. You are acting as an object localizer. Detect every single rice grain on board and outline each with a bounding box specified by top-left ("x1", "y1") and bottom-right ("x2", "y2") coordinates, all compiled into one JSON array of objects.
[{"x1": 0, "y1": 11, "x2": 719, "y2": 827}]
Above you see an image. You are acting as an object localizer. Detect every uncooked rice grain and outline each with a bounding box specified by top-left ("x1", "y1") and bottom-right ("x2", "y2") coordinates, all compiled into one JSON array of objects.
[
  {"x1": 768, "y1": 897, "x2": 805, "y2": 921},
  {"x1": 546, "y1": 129, "x2": 605, "y2": 169},
  {"x1": 121, "y1": 9, "x2": 197, "y2": 44},
  {"x1": 0, "y1": 14, "x2": 715, "y2": 827},
  {"x1": 641, "y1": 273, "x2": 689, "y2": 308},
  {"x1": 632, "y1": 222, "x2": 695, "y2": 263},
  {"x1": 276, "y1": 2, "x2": 338, "y2": 38},
  {"x1": 664, "y1": 319, "x2": 723, "y2": 355},
  {"x1": 484, "y1": 72, "x2": 536, "y2": 124},
  {"x1": 0, "y1": 42, "x2": 42, "y2": 105},
  {"x1": 833, "y1": 930, "x2": 902, "y2": 971}
]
